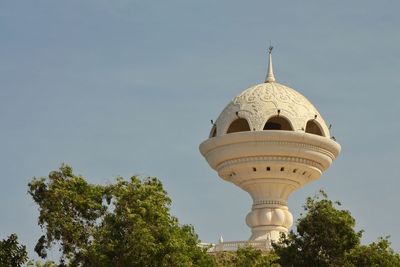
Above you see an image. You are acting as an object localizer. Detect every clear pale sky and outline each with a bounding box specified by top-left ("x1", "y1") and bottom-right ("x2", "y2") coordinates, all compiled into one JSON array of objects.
[{"x1": 1, "y1": 0, "x2": 399, "y2": 260}]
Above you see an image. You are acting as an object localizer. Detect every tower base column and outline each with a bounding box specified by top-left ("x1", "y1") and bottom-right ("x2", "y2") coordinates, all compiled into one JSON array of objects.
[{"x1": 245, "y1": 204, "x2": 293, "y2": 243}]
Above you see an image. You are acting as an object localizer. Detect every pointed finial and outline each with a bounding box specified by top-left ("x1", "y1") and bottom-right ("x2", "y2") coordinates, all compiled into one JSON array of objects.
[
  {"x1": 219, "y1": 235, "x2": 224, "y2": 243},
  {"x1": 265, "y1": 45, "x2": 276, "y2": 83}
]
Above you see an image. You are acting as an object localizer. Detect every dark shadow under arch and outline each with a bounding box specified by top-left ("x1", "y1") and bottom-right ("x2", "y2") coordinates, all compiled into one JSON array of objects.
[
  {"x1": 264, "y1": 116, "x2": 293, "y2": 131},
  {"x1": 209, "y1": 125, "x2": 217, "y2": 138},
  {"x1": 305, "y1": 120, "x2": 324, "y2": 136},
  {"x1": 227, "y1": 118, "x2": 251, "y2": 134}
]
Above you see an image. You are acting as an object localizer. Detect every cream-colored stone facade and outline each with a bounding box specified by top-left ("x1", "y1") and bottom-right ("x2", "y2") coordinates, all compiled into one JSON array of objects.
[{"x1": 199, "y1": 49, "x2": 340, "y2": 250}]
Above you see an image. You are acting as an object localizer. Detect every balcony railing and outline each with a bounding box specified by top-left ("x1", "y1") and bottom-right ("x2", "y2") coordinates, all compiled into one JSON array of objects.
[{"x1": 198, "y1": 240, "x2": 272, "y2": 252}]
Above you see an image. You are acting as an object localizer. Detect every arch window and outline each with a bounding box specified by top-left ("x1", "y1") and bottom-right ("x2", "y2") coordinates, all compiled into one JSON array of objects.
[
  {"x1": 226, "y1": 118, "x2": 251, "y2": 134},
  {"x1": 263, "y1": 116, "x2": 293, "y2": 131},
  {"x1": 305, "y1": 120, "x2": 324, "y2": 136},
  {"x1": 209, "y1": 125, "x2": 217, "y2": 138}
]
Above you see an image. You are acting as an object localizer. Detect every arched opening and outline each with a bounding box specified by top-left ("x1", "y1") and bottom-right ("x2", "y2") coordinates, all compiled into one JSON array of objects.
[
  {"x1": 209, "y1": 125, "x2": 217, "y2": 138},
  {"x1": 263, "y1": 116, "x2": 293, "y2": 131},
  {"x1": 226, "y1": 118, "x2": 251, "y2": 134},
  {"x1": 305, "y1": 120, "x2": 324, "y2": 136}
]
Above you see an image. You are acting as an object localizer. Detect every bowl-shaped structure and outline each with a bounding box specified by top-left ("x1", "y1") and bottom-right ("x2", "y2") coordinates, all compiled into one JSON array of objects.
[{"x1": 200, "y1": 130, "x2": 340, "y2": 241}]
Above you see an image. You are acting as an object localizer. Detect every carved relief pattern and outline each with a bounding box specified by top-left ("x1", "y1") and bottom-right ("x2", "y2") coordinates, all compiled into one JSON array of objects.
[
  {"x1": 214, "y1": 83, "x2": 329, "y2": 135},
  {"x1": 217, "y1": 155, "x2": 324, "y2": 172},
  {"x1": 253, "y1": 200, "x2": 287, "y2": 206},
  {"x1": 235, "y1": 83, "x2": 315, "y2": 124}
]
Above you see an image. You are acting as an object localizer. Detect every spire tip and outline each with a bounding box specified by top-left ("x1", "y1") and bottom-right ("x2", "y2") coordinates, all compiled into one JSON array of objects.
[{"x1": 265, "y1": 45, "x2": 276, "y2": 83}]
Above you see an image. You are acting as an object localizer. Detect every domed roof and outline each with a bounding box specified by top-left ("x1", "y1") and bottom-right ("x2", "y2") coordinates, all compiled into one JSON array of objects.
[{"x1": 210, "y1": 48, "x2": 330, "y2": 138}]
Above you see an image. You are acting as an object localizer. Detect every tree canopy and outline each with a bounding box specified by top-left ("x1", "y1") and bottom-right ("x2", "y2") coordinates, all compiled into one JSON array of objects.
[
  {"x1": 345, "y1": 237, "x2": 400, "y2": 267},
  {"x1": 0, "y1": 234, "x2": 28, "y2": 267},
  {"x1": 28, "y1": 164, "x2": 214, "y2": 267},
  {"x1": 0, "y1": 165, "x2": 397, "y2": 267},
  {"x1": 273, "y1": 190, "x2": 400, "y2": 267},
  {"x1": 213, "y1": 246, "x2": 279, "y2": 267}
]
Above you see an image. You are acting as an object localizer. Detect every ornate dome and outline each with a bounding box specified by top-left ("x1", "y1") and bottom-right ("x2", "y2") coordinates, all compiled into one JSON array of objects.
[{"x1": 209, "y1": 49, "x2": 330, "y2": 139}]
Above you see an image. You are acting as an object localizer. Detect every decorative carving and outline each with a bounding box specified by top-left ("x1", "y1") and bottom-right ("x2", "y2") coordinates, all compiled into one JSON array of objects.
[
  {"x1": 253, "y1": 200, "x2": 287, "y2": 206},
  {"x1": 217, "y1": 155, "x2": 323, "y2": 171},
  {"x1": 213, "y1": 82, "x2": 330, "y2": 137},
  {"x1": 208, "y1": 140, "x2": 336, "y2": 162}
]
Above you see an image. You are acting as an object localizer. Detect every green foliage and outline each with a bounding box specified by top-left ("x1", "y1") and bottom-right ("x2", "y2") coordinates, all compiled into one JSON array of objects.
[
  {"x1": 28, "y1": 164, "x2": 214, "y2": 267},
  {"x1": 345, "y1": 237, "x2": 400, "y2": 267},
  {"x1": 273, "y1": 190, "x2": 400, "y2": 267},
  {"x1": 0, "y1": 234, "x2": 28, "y2": 267},
  {"x1": 26, "y1": 260, "x2": 57, "y2": 267},
  {"x1": 214, "y1": 246, "x2": 280, "y2": 267},
  {"x1": 274, "y1": 190, "x2": 362, "y2": 266},
  {"x1": 24, "y1": 166, "x2": 400, "y2": 266}
]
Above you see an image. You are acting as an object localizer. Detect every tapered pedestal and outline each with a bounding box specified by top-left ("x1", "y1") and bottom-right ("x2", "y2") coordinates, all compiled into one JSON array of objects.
[{"x1": 200, "y1": 131, "x2": 340, "y2": 243}]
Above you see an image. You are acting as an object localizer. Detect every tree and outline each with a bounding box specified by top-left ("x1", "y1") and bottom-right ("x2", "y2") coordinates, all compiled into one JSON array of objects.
[
  {"x1": 26, "y1": 260, "x2": 57, "y2": 267},
  {"x1": 345, "y1": 237, "x2": 400, "y2": 267},
  {"x1": 273, "y1": 191, "x2": 400, "y2": 267},
  {"x1": 0, "y1": 234, "x2": 28, "y2": 267},
  {"x1": 28, "y1": 164, "x2": 215, "y2": 267},
  {"x1": 213, "y1": 246, "x2": 279, "y2": 267},
  {"x1": 273, "y1": 190, "x2": 362, "y2": 266},
  {"x1": 28, "y1": 166, "x2": 400, "y2": 266}
]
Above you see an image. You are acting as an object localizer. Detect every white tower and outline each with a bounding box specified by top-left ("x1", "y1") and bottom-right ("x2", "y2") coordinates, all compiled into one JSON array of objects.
[{"x1": 199, "y1": 48, "x2": 340, "y2": 248}]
